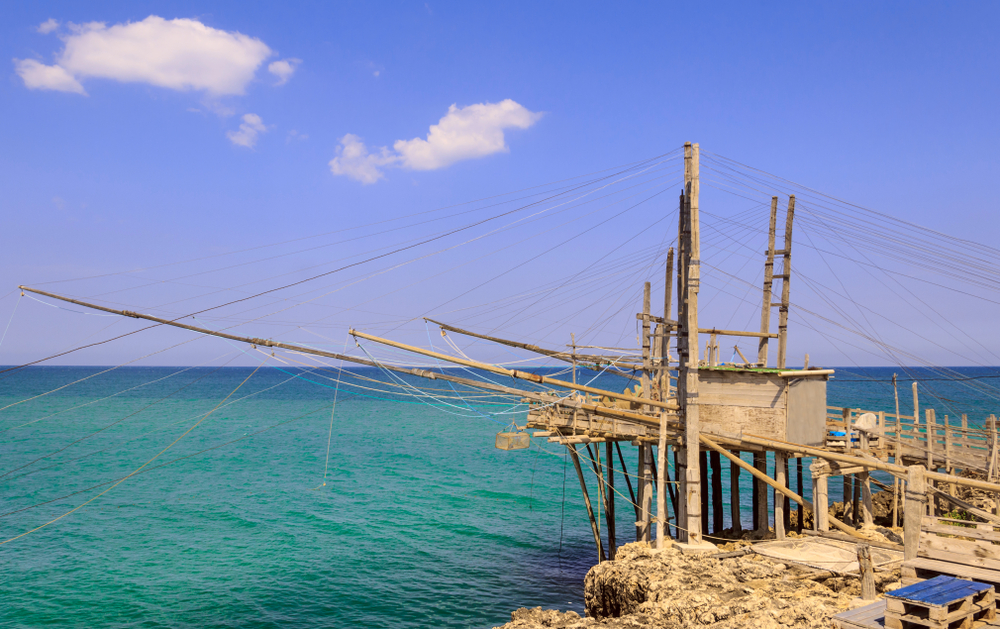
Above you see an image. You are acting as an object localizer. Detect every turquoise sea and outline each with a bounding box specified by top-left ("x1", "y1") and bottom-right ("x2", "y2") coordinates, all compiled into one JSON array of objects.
[{"x1": 2, "y1": 365, "x2": 1000, "y2": 628}]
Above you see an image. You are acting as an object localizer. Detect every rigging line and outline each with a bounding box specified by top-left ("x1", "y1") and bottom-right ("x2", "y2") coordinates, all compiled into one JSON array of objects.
[
  {"x1": 320, "y1": 336, "x2": 351, "y2": 487},
  {"x1": 0, "y1": 354, "x2": 270, "y2": 546},
  {"x1": 139, "y1": 167, "x2": 680, "y2": 348},
  {"x1": 22, "y1": 293, "x2": 118, "y2": 316},
  {"x1": 0, "y1": 399, "x2": 339, "y2": 521},
  {"x1": 37, "y1": 151, "x2": 681, "y2": 287},
  {"x1": 90, "y1": 164, "x2": 681, "y2": 303},
  {"x1": 0, "y1": 293, "x2": 22, "y2": 350},
  {"x1": 0, "y1": 353, "x2": 243, "y2": 479},
  {"x1": 3, "y1": 360, "x2": 335, "y2": 485},
  {"x1": 702, "y1": 150, "x2": 1000, "y2": 257},
  {"x1": 4, "y1": 161, "x2": 677, "y2": 376},
  {"x1": 0, "y1": 332, "x2": 213, "y2": 417},
  {"x1": 494, "y1": 203, "x2": 677, "y2": 335},
  {"x1": 425, "y1": 186, "x2": 675, "y2": 328},
  {"x1": 1, "y1": 348, "x2": 239, "y2": 432}
]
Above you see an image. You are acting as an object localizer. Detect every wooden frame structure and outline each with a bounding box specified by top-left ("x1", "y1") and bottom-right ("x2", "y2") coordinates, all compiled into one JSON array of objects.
[{"x1": 20, "y1": 141, "x2": 1000, "y2": 579}]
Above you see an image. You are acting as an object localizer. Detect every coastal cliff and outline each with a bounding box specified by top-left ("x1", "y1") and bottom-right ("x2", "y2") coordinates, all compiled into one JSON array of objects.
[{"x1": 496, "y1": 541, "x2": 900, "y2": 629}]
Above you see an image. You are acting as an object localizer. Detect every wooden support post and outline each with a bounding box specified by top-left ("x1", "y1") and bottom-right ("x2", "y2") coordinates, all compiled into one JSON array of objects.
[
  {"x1": 711, "y1": 450, "x2": 723, "y2": 534},
  {"x1": 775, "y1": 451, "x2": 787, "y2": 540},
  {"x1": 757, "y1": 196, "x2": 778, "y2": 366},
  {"x1": 783, "y1": 456, "x2": 791, "y2": 533},
  {"x1": 754, "y1": 452, "x2": 769, "y2": 532},
  {"x1": 730, "y1": 451, "x2": 742, "y2": 534},
  {"x1": 661, "y1": 248, "x2": 674, "y2": 393},
  {"x1": 926, "y1": 409, "x2": 936, "y2": 471},
  {"x1": 843, "y1": 473, "x2": 854, "y2": 526},
  {"x1": 700, "y1": 450, "x2": 709, "y2": 535},
  {"x1": 812, "y1": 461, "x2": 830, "y2": 532},
  {"x1": 605, "y1": 441, "x2": 617, "y2": 559},
  {"x1": 776, "y1": 196, "x2": 795, "y2": 369},
  {"x1": 639, "y1": 280, "x2": 653, "y2": 544},
  {"x1": 852, "y1": 472, "x2": 861, "y2": 528},
  {"x1": 588, "y1": 444, "x2": 607, "y2": 546},
  {"x1": 902, "y1": 465, "x2": 926, "y2": 582},
  {"x1": 569, "y1": 445, "x2": 606, "y2": 563},
  {"x1": 639, "y1": 444, "x2": 652, "y2": 542},
  {"x1": 859, "y1": 430, "x2": 874, "y2": 529},
  {"x1": 656, "y1": 415, "x2": 668, "y2": 549},
  {"x1": 912, "y1": 382, "x2": 920, "y2": 459},
  {"x1": 615, "y1": 442, "x2": 638, "y2": 522},
  {"x1": 986, "y1": 415, "x2": 1000, "y2": 480},
  {"x1": 961, "y1": 413, "x2": 968, "y2": 452},
  {"x1": 892, "y1": 374, "x2": 903, "y2": 528},
  {"x1": 944, "y1": 415, "x2": 955, "y2": 497},
  {"x1": 857, "y1": 543, "x2": 876, "y2": 601},
  {"x1": 679, "y1": 141, "x2": 703, "y2": 544},
  {"x1": 843, "y1": 408, "x2": 852, "y2": 453},
  {"x1": 796, "y1": 457, "x2": 804, "y2": 533}
]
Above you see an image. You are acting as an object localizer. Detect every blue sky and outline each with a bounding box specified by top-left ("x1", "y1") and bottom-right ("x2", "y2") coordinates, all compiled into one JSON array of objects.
[{"x1": 2, "y1": 2, "x2": 1000, "y2": 368}]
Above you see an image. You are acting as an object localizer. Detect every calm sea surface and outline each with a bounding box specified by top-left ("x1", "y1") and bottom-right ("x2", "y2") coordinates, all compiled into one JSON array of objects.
[{"x1": 2, "y1": 365, "x2": 999, "y2": 628}]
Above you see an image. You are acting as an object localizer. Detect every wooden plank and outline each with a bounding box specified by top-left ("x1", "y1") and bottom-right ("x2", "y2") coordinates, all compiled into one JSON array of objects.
[
  {"x1": 904, "y1": 557, "x2": 1000, "y2": 585},
  {"x1": 922, "y1": 523, "x2": 1000, "y2": 543},
  {"x1": 920, "y1": 531, "x2": 1000, "y2": 571},
  {"x1": 832, "y1": 600, "x2": 886, "y2": 629},
  {"x1": 775, "y1": 451, "x2": 787, "y2": 539}
]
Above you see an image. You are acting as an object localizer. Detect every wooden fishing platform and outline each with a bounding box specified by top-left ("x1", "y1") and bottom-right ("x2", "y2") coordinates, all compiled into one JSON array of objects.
[{"x1": 19, "y1": 141, "x2": 1000, "y2": 594}]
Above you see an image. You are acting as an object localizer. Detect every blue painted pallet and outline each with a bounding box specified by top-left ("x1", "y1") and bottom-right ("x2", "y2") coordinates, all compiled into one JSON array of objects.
[{"x1": 889, "y1": 576, "x2": 992, "y2": 608}]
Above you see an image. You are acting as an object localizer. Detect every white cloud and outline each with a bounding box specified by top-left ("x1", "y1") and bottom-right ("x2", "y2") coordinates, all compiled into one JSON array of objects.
[
  {"x1": 287, "y1": 129, "x2": 308, "y2": 143},
  {"x1": 268, "y1": 58, "x2": 300, "y2": 85},
  {"x1": 227, "y1": 113, "x2": 267, "y2": 148},
  {"x1": 394, "y1": 100, "x2": 542, "y2": 170},
  {"x1": 328, "y1": 134, "x2": 399, "y2": 185},
  {"x1": 14, "y1": 59, "x2": 86, "y2": 94},
  {"x1": 329, "y1": 100, "x2": 540, "y2": 183},
  {"x1": 37, "y1": 19, "x2": 59, "y2": 34},
  {"x1": 14, "y1": 16, "x2": 273, "y2": 96}
]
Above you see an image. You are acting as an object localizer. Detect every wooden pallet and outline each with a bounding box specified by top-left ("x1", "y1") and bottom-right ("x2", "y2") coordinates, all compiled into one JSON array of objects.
[{"x1": 885, "y1": 576, "x2": 996, "y2": 629}]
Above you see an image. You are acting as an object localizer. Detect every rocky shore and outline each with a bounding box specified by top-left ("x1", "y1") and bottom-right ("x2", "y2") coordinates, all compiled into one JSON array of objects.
[{"x1": 495, "y1": 539, "x2": 901, "y2": 629}]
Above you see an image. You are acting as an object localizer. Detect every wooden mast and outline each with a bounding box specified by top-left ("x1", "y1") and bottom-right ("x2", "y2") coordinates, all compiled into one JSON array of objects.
[
  {"x1": 638, "y1": 282, "x2": 653, "y2": 542},
  {"x1": 758, "y1": 196, "x2": 779, "y2": 367},
  {"x1": 679, "y1": 142, "x2": 704, "y2": 544},
  {"x1": 776, "y1": 196, "x2": 795, "y2": 369}
]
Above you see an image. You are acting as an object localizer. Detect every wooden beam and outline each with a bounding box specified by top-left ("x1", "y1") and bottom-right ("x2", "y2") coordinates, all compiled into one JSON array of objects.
[{"x1": 350, "y1": 329, "x2": 680, "y2": 412}]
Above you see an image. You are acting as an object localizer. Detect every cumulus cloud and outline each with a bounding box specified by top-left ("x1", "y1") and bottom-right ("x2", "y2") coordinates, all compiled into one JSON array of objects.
[
  {"x1": 37, "y1": 19, "x2": 60, "y2": 34},
  {"x1": 268, "y1": 58, "x2": 300, "y2": 85},
  {"x1": 328, "y1": 134, "x2": 399, "y2": 185},
  {"x1": 14, "y1": 16, "x2": 273, "y2": 96},
  {"x1": 14, "y1": 59, "x2": 85, "y2": 94},
  {"x1": 329, "y1": 99, "x2": 540, "y2": 183},
  {"x1": 227, "y1": 113, "x2": 267, "y2": 148}
]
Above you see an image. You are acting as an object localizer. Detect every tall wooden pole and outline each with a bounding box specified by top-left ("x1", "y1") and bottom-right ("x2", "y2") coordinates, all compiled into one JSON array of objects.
[
  {"x1": 680, "y1": 142, "x2": 704, "y2": 544},
  {"x1": 639, "y1": 282, "x2": 653, "y2": 542},
  {"x1": 758, "y1": 197, "x2": 779, "y2": 366},
  {"x1": 892, "y1": 374, "x2": 901, "y2": 528},
  {"x1": 657, "y1": 252, "x2": 674, "y2": 548},
  {"x1": 776, "y1": 196, "x2": 795, "y2": 369},
  {"x1": 674, "y1": 190, "x2": 688, "y2": 539}
]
